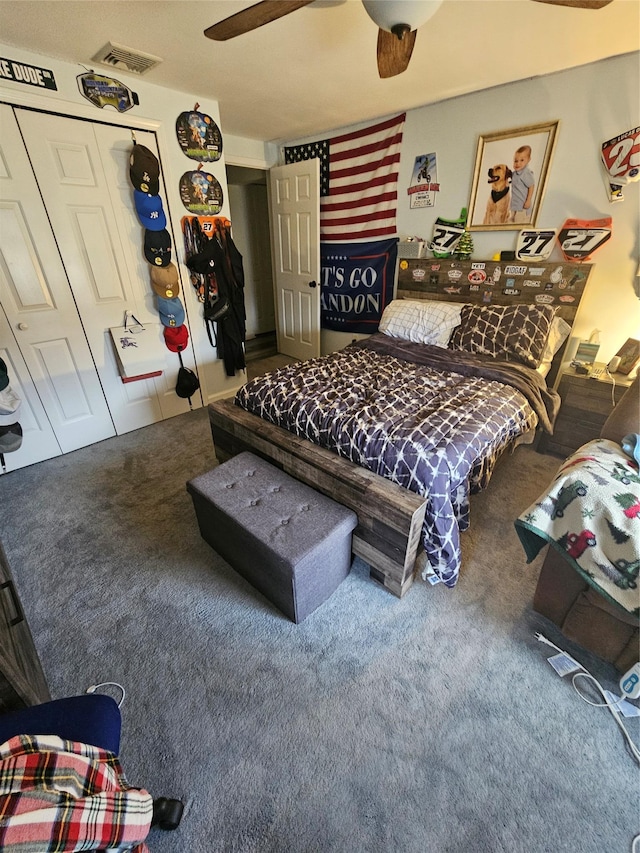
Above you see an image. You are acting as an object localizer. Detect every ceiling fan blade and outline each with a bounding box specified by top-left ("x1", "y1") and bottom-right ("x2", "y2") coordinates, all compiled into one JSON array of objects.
[
  {"x1": 530, "y1": 1, "x2": 613, "y2": 9},
  {"x1": 376, "y1": 27, "x2": 417, "y2": 79},
  {"x1": 204, "y1": 0, "x2": 314, "y2": 41}
]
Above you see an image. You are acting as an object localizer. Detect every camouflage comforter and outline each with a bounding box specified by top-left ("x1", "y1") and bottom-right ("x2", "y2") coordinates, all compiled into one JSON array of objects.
[{"x1": 236, "y1": 334, "x2": 558, "y2": 586}]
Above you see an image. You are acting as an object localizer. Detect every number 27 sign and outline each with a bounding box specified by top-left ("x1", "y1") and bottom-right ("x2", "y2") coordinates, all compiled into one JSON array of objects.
[
  {"x1": 558, "y1": 217, "x2": 612, "y2": 262},
  {"x1": 601, "y1": 127, "x2": 640, "y2": 184}
]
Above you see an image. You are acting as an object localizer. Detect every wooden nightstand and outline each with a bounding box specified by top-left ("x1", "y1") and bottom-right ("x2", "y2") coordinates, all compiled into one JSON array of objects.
[
  {"x1": 0, "y1": 542, "x2": 50, "y2": 711},
  {"x1": 538, "y1": 365, "x2": 633, "y2": 457}
]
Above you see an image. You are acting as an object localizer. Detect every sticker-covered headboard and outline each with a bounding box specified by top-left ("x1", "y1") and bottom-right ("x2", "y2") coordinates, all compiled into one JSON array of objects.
[{"x1": 396, "y1": 258, "x2": 593, "y2": 325}]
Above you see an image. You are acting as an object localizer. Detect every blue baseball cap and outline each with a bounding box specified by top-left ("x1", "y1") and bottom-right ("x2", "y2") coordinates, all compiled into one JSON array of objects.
[
  {"x1": 134, "y1": 190, "x2": 166, "y2": 231},
  {"x1": 157, "y1": 295, "x2": 185, "y2": 327}
]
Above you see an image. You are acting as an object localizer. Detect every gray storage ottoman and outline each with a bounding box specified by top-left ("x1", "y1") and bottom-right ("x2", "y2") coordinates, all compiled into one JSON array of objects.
[{"x1": 187, "y1": 451, "x2": 358, "y2": 623}]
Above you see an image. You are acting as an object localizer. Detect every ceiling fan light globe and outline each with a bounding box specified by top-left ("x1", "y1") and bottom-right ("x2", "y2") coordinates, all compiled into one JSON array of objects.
[{"x1": 362, "y1": 0, "x2": 444, "y2": 33}]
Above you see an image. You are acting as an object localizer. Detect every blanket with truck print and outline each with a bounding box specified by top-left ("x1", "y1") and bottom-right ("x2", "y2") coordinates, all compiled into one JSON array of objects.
[{"x1": 516, "y1": 438, "x2": 640, "y2": 614}]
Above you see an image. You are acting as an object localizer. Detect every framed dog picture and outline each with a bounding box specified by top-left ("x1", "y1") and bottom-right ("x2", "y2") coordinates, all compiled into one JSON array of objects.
[{"x1": 467, "y1": 121, "x2": 559, "y2": 231}]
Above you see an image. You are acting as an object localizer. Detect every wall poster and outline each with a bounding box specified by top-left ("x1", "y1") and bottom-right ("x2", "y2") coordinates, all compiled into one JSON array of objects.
[
  {"x1": 176, "y1": 109, "x2": 223, "y2": 161},
  {"x1": 179, "y1": 169, "x2": 224, "y2": 214},
  {"x1": 407, "y1": 153, "x2": 439, "y2": 208}
]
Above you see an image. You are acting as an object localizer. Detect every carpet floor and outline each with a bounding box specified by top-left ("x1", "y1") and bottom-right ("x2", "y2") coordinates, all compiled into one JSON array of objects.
[{"x1": 0, "y1": 406, "x2": 637, "y2": 852}]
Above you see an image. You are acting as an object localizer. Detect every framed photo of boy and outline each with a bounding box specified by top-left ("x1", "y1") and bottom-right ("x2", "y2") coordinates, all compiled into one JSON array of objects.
[{"x1": 467, "y1": 121, "x2": 559, "y2": 231}]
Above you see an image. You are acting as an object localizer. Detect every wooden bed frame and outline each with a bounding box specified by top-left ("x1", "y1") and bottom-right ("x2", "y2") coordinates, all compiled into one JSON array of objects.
[
  {"x1": 210, "y1": 258, "x2": 593, "y2": 597},
  {"x1": 209, "y1": 399, "x2": 426, "y2": 597}
]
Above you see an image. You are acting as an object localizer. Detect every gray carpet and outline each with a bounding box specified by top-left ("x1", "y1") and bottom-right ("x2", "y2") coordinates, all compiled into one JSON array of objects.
[{"x1": 0, "y1": 408, "x2": 637, "y2": 853}]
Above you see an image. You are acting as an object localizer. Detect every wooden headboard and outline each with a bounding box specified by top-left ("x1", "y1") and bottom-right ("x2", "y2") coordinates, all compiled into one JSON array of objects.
[{"x1": 396, "y1": 258, "x2": 592, "y2": 325}]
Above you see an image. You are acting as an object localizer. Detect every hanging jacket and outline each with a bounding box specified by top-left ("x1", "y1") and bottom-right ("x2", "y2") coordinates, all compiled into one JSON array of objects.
[{"x1": 186, "y1": 223, "x2": 246, "y2": 376}]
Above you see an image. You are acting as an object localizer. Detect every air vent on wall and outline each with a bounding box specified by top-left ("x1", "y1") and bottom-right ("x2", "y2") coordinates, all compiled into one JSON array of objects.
[{"x1": 91, "y1": 42, "x2": 162, "y2": 75}]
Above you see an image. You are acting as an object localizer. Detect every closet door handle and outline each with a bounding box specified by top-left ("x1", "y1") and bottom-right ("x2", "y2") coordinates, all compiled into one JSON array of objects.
[
  {"x1": 308, "y1": 280, "x2": 317, "y2": 288},
  {"x1": 1, "y1": 580, "x2": 25, "y2": 627},
  {"x1": 17, "y1": 323, "x2": 29, "y2": 331}
]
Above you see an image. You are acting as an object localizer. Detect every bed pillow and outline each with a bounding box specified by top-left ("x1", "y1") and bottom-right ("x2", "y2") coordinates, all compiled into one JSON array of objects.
[
  {"x1": 538, "y1": 316, "x2": 572, "y2": 375},
  {"x1": 449, "y1": 303, "x2": 556, "y2": 368},
  {"x1": 379, "y1": 299, "x2": 465, "y2": 347}
]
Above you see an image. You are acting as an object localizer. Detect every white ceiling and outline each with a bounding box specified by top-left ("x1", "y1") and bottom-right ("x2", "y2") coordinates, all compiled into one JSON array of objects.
[{"x1": 0, "y1": 1, "x2": 638, "y2": 143}]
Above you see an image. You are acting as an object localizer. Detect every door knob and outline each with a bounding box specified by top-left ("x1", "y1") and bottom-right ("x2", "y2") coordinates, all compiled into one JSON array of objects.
[
  {"x1": 17, "y1": 322, "x2": 29, "y2": 330},
  {"x1": 308, "y1": 280, "x2": 317, "y2": 288}
]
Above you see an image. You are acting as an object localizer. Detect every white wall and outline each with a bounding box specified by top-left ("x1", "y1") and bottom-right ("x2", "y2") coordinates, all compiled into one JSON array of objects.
[
  {"x1": 399, "y1": 52, "x2": 640, "y2": 365},
  {"x1": 0, "y1": 41, "x2": 250, "y2": 404},
  {"x1": 285, "y1": 52, "x2": 640, "y2": 363},
  {"x1": 224, "y1": 134, "x2": 279, "y2": 169},
  {"x1": 3, "y1": 45, "x2": 638, "y2": 371}
]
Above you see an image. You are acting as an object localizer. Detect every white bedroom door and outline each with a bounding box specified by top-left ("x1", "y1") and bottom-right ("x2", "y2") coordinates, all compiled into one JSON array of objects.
[
  {"x1": 0, "y1": 104, "x2": 115, "y2": 466},
  {"x1": 269, "y1": 159, "x2": 320, "y2": 361},
  {"x1": 14, "y1": 109, "x2": 192, "y2": 435}
]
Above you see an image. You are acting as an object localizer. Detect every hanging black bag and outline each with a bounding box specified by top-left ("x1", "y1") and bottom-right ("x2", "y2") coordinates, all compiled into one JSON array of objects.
[{"x1": 203, "y1": 295, "x2": 230, "y2": 323}]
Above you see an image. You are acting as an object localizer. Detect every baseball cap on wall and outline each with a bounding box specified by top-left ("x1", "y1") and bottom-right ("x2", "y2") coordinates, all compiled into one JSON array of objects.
[
  {"x1": 176, "y1": 365, "x2": 200, "y2": 399},
  {"x1": 157, "y1": 295, "x2": 185, "y2": 327},
  {"x1": 0, "y1": 358, "x2": 9, "y2": 392},
  {"x1": 186, "y1": 238, "x2": 216, "y2": 275},
  {"x1": 150, "y1": 262, "x2": 180, "y2": 299},
  {"x1": 0, "y1": 423, "x2": 22, "y2": 453},
  {"x1": 144, "y1": 229, "x2": 172, "y2": 267},
  {"x1": 0, "y1": 384, "x2": 21, "y2": 426},
  {"x1": 129, "y1": 144, "x2": 160, "y2": 195},
  {"x1": 134, "y1": 190, "x2": 166, "y2": 231},
  {"x1": 163, "y1": 324, "x2": 189, "y2": 352}
]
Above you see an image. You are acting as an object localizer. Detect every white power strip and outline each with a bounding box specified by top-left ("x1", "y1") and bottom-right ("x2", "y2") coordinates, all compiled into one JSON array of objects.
[
  {"x1": 621, "y1": 663, "x2": 640, "y2": 699},
  {"x1": 536, "y1": 634, "x2": 640, "y2": 765}
]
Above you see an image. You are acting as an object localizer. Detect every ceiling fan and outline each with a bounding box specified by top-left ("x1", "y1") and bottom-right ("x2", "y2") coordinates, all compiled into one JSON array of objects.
[{"x1": 204, "y1": 0, "x2": 614, "y2": 79}]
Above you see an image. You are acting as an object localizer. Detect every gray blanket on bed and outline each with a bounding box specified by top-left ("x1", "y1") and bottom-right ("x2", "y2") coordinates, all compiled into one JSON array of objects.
[
  {"x1": 235, "y1": 335, "x2": 558, "y2": 586},
  {"x1": 360, "y1": 335, "x2": 560, "y2": 433}
]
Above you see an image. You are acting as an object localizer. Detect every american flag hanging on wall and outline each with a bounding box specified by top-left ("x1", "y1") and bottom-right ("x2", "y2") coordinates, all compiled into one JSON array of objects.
[{"x1": 284, "y1": 112, "x2": 406, "y2": 242}]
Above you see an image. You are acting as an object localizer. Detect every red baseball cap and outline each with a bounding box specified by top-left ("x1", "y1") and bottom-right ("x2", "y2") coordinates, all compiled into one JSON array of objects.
[{"x1": 163, "y1": 324, "x2": 189, "y2": 352}]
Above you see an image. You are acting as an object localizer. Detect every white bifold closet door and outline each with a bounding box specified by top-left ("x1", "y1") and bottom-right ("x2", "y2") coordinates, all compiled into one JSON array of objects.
[
  {"x1": 0, "y1": 106, "x2": 195, "y2": 471},
  {"x1": 0, "y1": 104, "x2": 115, "y2": 471},
  {"x1": 14, "y1": 108, "x2": 193, "y2": 435}
]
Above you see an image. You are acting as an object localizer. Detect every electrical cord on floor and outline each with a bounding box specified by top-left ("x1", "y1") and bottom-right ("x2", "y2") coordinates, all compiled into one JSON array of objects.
[
  {"x1": 85, "y1": 681, "x2": 126, "y2": 708},
  {"x1": 535, "y1": 633, "x2": 639, "y2": 764},
  {"x1": 571, "y1": 671, "x2": 640, "y2": 763},
  {"x1": 605, "y1": 365, "x2": 616, "y2": 407},
  {"x1": 537, "y1": 639, "x2": 640, "y2": 851}
]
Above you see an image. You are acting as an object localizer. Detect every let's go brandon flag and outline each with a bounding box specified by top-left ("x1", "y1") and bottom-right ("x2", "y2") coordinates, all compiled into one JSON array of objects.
[{"x1": 284, "y1": 113, "x2": 405, "y2": 242}]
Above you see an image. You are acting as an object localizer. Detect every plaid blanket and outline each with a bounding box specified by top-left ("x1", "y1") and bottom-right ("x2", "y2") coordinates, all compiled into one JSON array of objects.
[{"x1": 0, "y1": 734, "x2": 152, "y2": 852}]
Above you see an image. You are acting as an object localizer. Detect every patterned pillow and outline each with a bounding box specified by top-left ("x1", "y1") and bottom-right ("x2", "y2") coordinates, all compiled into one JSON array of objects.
[
  {"x1": 449, "y1": 303, "x2": 556, "y2": 368},
  {"x1": 379, "y1": 299, "x2": 465, "y2": 347},
  {"x1": 538, "y1": 316, "x2": 572, "y2": 374}
]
